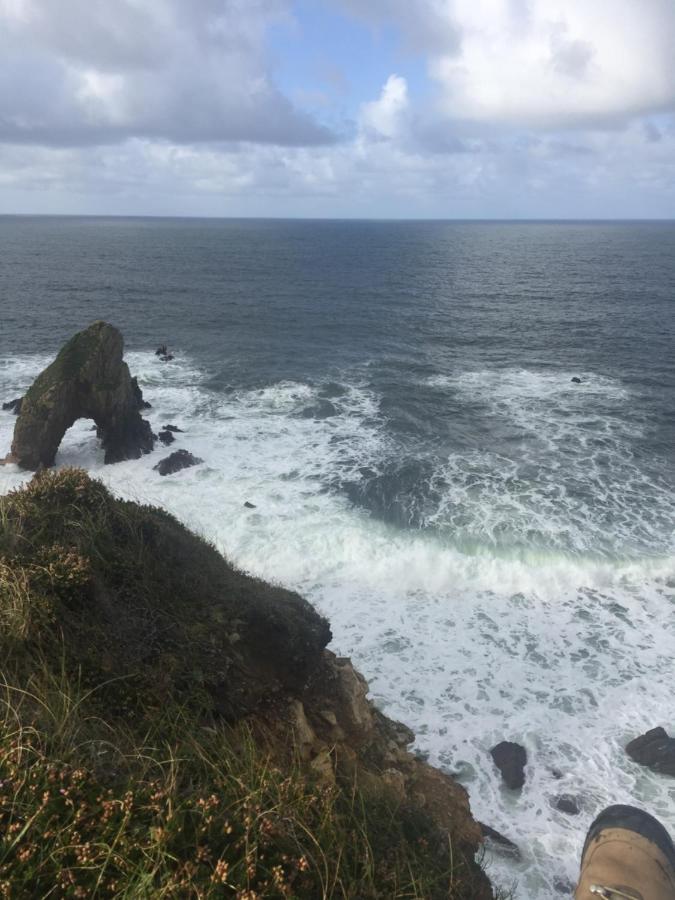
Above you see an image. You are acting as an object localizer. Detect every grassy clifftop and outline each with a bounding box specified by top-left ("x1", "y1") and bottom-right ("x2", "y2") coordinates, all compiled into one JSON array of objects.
[{"x1": 0, "y1": 469, "x2": 492, "y2": 898}]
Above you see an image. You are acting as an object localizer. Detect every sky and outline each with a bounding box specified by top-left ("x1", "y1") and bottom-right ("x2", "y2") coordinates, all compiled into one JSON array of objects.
[{"x1": 1, "y1": 0, "x2": 675, "y2": 218}]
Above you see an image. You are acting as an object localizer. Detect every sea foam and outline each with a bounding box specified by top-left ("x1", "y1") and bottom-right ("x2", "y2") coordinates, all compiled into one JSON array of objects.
[{"x1": 1, "y1": 352, "x2": 673, "y2": 898}]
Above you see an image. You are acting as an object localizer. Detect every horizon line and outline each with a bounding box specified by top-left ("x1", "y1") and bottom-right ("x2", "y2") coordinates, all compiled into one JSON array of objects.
[{"x1": 1, "y1": 213, "x2": 675, "y2": 224}]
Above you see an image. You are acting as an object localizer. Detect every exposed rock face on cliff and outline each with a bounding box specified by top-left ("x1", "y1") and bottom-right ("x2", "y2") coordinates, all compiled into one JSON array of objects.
[
  {"x1": 7, "y1": 322, "x2": 154, "y2": 469},
  {"x1": 283, "y1": 650, "x2": 487, "y2": 866}
]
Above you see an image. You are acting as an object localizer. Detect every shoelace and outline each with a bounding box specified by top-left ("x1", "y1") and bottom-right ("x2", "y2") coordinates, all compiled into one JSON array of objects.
[{"x1": 589, "y1": 885, "x2": 642, "y2": 900}]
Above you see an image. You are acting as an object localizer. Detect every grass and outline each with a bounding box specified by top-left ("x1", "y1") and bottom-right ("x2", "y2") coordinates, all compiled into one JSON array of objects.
[
  {"x1": 0, "y1": 674, "x2": 476, "y2": 898},
  {"x1": 0, "y1": 469, "x2": 493, "y2": 898}
]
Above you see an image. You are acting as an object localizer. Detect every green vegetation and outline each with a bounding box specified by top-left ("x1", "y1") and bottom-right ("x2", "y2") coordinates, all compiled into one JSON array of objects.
[{"x1": 0, "y1": 469, "x2": 491, "y2": 898}]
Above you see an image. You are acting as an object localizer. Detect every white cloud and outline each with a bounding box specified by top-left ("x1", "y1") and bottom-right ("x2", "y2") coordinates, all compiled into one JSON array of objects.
[
  {"x1": 359, "y1": 74, "x2": 409, "y2": 139},
  {"x1": 339, "y1": 0, "x2": 675, "y2": 129},
  {"x1": 1, "y1": 2, "x2": 675, "y2": 216},
  {"x1": 3, "y1": 90, "x2": 675, "y2": 219},
  {"x1": 0, "y1": 0, "x2": 333, "y2": 146},
  {"x1": 434, "y1": 0, "x2": 675, "y2": 127}
]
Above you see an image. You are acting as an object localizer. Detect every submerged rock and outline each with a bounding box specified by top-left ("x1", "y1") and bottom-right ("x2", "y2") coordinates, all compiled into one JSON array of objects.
[
  {"x1": 153, "y1": 449, "x2": 203, "y2": 476},
  {"x1": 158, "y1": 430, "x2": 175, "y2": 445},
  {"x1": 163, "y1": 424, "x2": 184, "y2": 433},
  {"x1": 299, "y1": 399, "x2": 338, "y2": 419},
  {"x1": 244, "y1": 501, "x2": 256, "y2": 509},
  {"x1": 319, "y1": 381, "x2": 347, "y2": 399},
  {"x1": 490, "y1": 740, "x2": 527, "y2": 789},
  {"x1": 2, "y1": 397, "x2": 22, "y2": 415},
  {"x1": 626, "y1": 727, "x2": 675, "y2": 776},
  {"x1": 571, "y1": 376, "x2": 582, "y2": 384},
  {"x1": 7, "y1": 322, "x2": 154, "y2": 469}
]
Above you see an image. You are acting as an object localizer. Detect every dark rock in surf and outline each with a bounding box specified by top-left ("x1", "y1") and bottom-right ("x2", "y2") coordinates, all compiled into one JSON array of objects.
[
  {"x1": 479, "y1": 822, "x2": 522, "y2": 860},
  {"x1": 163, "y1": 424, "x2": 184, "y2": 433},
  {"x1": 490, "y1": 740, "x2": 527, "y2": 790},
  {"x1": 2, "y1": 398, "x2": 22, "y2": 415},
  {"x1": 158, "y1": 430, "x2": 175, "y2": 446},
  {"x1": 553, "y1": 794, "x2": 580, "y2": 815},
  {"x1": 153, "y1": 449, "x2": 203, "y2": 477},
  {"x1": 571, "y1": 377, "x2": 582, "y2": 384},
  {"x1": 626, "y1": 727, "x2": 675, "y2": 776},
  {"x1": 299, "y1": 399, "x2": 337, "y2": 419},
  {"x1": 155, "y1": 345, "x2": 167, "y2": 357},
  {"x1": 7, "y1": 322, "x2": 154, "y2": 469},
  {"x1": 244, "y1": 501, "x2": 257, "y2": 509},
  {"x1": 160, "y1": 354, "x2": 174, "y2": 362}
]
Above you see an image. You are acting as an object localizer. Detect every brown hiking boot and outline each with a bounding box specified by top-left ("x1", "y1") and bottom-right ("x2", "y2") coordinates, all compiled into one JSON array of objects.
[{"x1": 575, "y1": 805, "x2": 675, "y2": 899}]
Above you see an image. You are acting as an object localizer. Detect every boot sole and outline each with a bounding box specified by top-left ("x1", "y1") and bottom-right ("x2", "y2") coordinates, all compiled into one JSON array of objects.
[{"x1": 583, "y1": 804, "x2": 675, "y2": 872}]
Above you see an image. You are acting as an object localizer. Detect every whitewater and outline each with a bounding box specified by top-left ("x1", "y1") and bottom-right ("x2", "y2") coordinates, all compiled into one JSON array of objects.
[{"x1": 1, "y1": 346, "x2": 673, "y2": 898}]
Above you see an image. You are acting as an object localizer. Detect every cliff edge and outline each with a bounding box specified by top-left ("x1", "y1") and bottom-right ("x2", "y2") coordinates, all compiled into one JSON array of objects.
[{"x1": 0, "y1": 468, "x2": 491, "y2": 898}]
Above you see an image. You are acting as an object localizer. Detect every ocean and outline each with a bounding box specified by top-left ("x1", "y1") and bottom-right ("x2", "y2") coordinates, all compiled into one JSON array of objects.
[{"x1": 1, "y1": 216, "x2": 674, "y2": 897}]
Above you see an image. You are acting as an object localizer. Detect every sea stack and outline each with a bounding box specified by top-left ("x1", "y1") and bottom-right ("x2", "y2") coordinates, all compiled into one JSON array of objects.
[{"x1": 7, "y1": 321, "x2": 154, "y2": 469}]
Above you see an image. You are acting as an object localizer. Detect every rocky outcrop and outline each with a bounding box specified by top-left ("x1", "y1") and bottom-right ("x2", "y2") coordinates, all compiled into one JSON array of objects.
[
  {"x1": 262, "y1": 650, "x2": 491, "y2": 896},
  {"x1": 479, "y1": 823, "x2": 522, "y2": 859},
  {"x1": 0, "y1": 467, "x2": 492, "y2": 897},
  {"x1": 155, "y1": 345, "x2": 174, "y2": 362},
  {"x1": 6, "y1": 322, "x2": 154, "y2": 469},
  {"x1": 626, "y1": 727, "x2": 675, "y2": 776},
  {"x1": 490, "y1": 740, "x2": 527, "y2": 789},
  {"x1": 2, "y1": 398, "x2": 22, "y2": 415},
  {"x1": 554, "y1": 794, "x2": 580, "y2": 815},
  {"x1": 153, "y1": 449, "x2": 203, "y2": 476},
  {"x1": 131, "y1": 377, "x2": 151, "y2": 409}
]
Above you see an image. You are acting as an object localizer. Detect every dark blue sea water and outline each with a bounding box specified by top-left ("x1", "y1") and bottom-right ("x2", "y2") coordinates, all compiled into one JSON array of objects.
[{"x1": 1, "y1": 217, "x2": 674, "y2": 896}]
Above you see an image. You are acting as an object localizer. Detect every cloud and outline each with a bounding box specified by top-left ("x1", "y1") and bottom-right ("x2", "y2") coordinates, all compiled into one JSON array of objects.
[
  {"x1": 433, "y1": 0, "x2": 675, "y2": 127},
  {"x1": 0, "y1": 0, "x2": 333, "y2": 146},
  {"x1": 1, "y1": 2, "x2": 675, "y2": 217},
  {"x1": 359, "y1": 74, "x2": 409, "y2": 140},
  {"x1": 4, "y1": 79, "x2": 674, "y2": 220},
  {"x1": 338, "y1": 0, "x2": 675, "y2": 129}
]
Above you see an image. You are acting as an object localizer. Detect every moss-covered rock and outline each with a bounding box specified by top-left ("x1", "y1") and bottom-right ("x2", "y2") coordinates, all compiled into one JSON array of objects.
[
  {"x1": 0, "y1": 468, "x2": 331, "y2": 721},
  {"x1": 7, "y1": 321, "x2": 154, "y2": 469}
]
